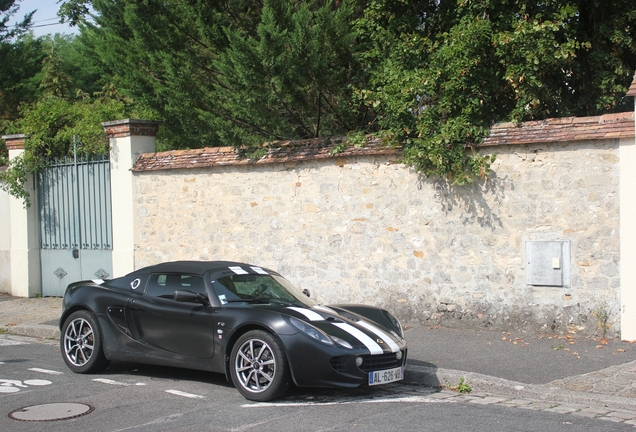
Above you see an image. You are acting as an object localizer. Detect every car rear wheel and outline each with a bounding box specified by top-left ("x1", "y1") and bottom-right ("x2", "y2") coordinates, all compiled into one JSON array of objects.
[
  {"x1": 61, "y1": 310, "x2": 110, "y2": 374},
  {"x1": 230, "y1": 330, "x2": 290, "y2": 401}
]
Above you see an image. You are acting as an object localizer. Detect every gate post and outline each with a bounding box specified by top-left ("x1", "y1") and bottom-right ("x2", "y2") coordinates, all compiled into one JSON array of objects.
[
  {"x1": 103, "y1": 119, "x2": 160, "y2": 277},
  {"x1": 2, "y1": 134, "x2": 41, "y2": 297}
]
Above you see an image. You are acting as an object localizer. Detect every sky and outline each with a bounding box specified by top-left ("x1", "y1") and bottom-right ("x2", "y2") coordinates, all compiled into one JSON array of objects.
[{"x1": 8, "y1": 0, "x2": 80, "y2": 37}]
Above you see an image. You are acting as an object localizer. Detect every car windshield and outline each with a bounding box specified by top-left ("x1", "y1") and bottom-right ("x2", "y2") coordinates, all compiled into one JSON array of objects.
[{"x1": 211, "y1": 273, "x2": 316, "y2": 307}]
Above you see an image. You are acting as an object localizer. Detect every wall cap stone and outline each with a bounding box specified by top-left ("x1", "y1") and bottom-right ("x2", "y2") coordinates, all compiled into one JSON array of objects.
[
  {"x1": 133, "y1": 136, "x2": 401, "y2": 172},
  {"x1": 132, "y1": 112, "x2": 634, "y2": 172},
  {"x1": 1, "y1": 134, "x2": 28, "y2": 150},
  {"x1": 102, "y1": 119, "x2": 162, "y2": 139}
]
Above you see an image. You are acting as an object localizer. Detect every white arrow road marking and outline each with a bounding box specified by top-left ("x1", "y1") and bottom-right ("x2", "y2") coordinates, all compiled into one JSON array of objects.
[
  {"x1": 242, "y1": 395, "x2": 456, "y2": 407},
  {"x1": 28, "y1": 368, "x2": 64, "y2": 375},
  {"x1": 165, "y1": 390, "x2": 204, "y2": 399}
]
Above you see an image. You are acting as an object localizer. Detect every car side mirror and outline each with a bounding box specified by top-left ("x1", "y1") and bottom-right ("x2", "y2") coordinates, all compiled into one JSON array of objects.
[
  {"x1": 302, "y1": 289, "x2": 311, "y2": 298},
  {"x1": 174, "y1": 289, "x2": 210, "y2": 306}
]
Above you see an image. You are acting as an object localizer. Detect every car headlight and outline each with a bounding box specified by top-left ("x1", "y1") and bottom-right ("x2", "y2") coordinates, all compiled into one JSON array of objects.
[
  {"x1": 289, "y1": 317, "x2": 333, "y2": 346},
  {"x1": 382, "y1": 310, "x2": 404, "y2": 338},
  {"x1": 330, "y1": 336, "x2": 353, "y2": 349}
]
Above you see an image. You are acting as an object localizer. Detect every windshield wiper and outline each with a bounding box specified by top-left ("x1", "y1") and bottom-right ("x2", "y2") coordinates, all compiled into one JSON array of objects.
[{"x1": 225, "y1": 297, "x2": 270, "y2": 304}]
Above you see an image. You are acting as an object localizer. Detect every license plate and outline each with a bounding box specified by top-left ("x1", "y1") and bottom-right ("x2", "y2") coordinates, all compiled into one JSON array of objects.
[{"x1": 368, "y1": 366, "x2": 404, "y2": 386}]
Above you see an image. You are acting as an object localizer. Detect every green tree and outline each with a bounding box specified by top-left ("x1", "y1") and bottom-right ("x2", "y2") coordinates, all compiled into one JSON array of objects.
[
  {"x1": 57, "y1": 0, "x2": 636, "y2": 185},
  {"x1": 354, "y1": 0, "x2": 636, "y2": 184},
  {"x1": 0, "y1": 91, "x2": 152, "y2": 206},
  {"x1": 39, "y1": 40, "x2": 74, "y2": 99},
  {"x1": 0, "y1": 0, "x2": 33, "y2": 42},
  {"x1": 0, "y1": 32, "x2": 43, "y2": 123},
  {"x1": 0, "y1": 1, "x2": 40, "y2": 125},
  {"x1": 62, "y1": 0, "x2": 368, "y2": 148},
  {"x1": 37, "y1": 34, "x2": 103, "y2": 99}
]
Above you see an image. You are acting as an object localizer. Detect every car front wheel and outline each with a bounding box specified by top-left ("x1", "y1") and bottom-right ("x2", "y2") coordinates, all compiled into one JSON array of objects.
[
  {"x1": 61, "y1": 310, "x2": 110, "y2": 373},
  {"x1": 230, "y1": 330, "x2": 291, "y2": 401}
]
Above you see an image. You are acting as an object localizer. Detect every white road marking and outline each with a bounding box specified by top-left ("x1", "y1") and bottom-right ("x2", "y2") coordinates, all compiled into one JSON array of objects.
[
  {"x1": 112, "y1": 413, "x2": 184, "y2": 432},
  {"x1": 0, "y1": 339, "x2": 29, "y2": 346},
  {"x1": 165, "y1": 389, "x2": 204, "y2": 399},
  {"x1": 242, "y1": 395, "x2": 456, "y2": 407},
  {"x1": 0, "y1": 386, "x2": 20, "y2": 393},
  {"x1": 0, "y1": 377, "x2": 51, "y2": 393},
  {"x1": 23, "y1": 379, "x2": 52, "y2": 386},
  {"x1": 0, "y1": 379, "x2": 26, "y2": 387},
  {"x1": 93, "y1": 378, "x2": 129, "y2": 386},
  {"x1": 28, "y1": 368, "x2": 64, "y2": 375}
]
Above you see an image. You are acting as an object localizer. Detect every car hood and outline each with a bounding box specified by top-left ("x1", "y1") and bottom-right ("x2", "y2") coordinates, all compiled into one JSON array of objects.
[{"x1": 255, "y1": 303, "x2": 405, "y2": 354}]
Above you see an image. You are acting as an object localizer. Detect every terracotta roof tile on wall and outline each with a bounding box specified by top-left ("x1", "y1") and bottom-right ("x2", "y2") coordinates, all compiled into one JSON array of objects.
[
  {"x1": 132, "y1": 113, "x2": 635, "y2": 172},
  {"x1": 480, "y1": 112, "x2": 634, "y2": 147},
  {"x1": 132, "y1": 137, "x2": 401, "y2": 172}
]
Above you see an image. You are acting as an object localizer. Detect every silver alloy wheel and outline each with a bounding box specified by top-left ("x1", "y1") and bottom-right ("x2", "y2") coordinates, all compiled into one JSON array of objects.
[
  {"x1": 63, "y1": 317, "x2": 95, "y2": 367},
  {"x1": 234, "y1": 338, "x2": 277, "y2": 393}
]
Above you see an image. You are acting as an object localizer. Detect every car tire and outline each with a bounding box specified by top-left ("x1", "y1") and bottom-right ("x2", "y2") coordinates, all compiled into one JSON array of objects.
[
  {"x1": 230, "y1": 330, "x2": 291, "y2": 401},
  {"x1": 60, "y1": 310, "x2": 110, "y2": 374}
]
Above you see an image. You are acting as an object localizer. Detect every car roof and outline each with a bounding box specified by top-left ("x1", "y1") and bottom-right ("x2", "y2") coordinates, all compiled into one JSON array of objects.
[{"x1": 130, "y1": 261, "x2": 266, "y2": 277}]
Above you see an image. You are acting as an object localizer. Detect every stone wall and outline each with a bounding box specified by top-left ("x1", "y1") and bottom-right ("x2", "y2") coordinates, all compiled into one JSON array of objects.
[{"x1": 132, "y1": 133, "x2": 622, "y2": 337}]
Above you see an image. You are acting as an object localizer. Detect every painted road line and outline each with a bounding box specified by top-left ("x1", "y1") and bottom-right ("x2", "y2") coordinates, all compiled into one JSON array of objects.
[
  {"x1": 93, "y1": 378, "x2": 130, "y2": 386},
  {"x1": 28, "y1": 368, "x2": 64, "y2": 375},
  {"x1": 165, "y1": 389, "x2": 205, "y2": 399},
  {"x1": 242, "y1": 395, "x2": 456, "y2": 407},
  {"x1": 0, "y1": 339, "x2": 29, "y2": 346}
]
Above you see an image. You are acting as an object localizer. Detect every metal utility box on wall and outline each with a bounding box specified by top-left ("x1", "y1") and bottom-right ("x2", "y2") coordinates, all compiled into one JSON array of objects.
[{"x1": 526, "y1": 241, "x2": 571, "y2": 287}]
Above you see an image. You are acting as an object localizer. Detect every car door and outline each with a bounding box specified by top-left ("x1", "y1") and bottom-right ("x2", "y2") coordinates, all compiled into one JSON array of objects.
[{"x1": 127, "y1": 273, "x2": 216, "y2": 358}]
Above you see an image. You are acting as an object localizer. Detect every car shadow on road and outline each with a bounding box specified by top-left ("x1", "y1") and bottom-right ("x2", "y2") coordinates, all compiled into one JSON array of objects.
[
  {"x1": 99, "y1": 361, "x2": 234, "y2": 388},
  {"x1": 403, "y1": 359, "x2": 442, "y2": 388}
]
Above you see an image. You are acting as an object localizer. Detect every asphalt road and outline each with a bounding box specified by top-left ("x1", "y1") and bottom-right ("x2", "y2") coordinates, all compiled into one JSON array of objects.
[
  {"x1": 405, "y1": 325, "x2": 636, "y2": 384},
  {"x1": 1, "y1": 335, "x2": 632, "y2": 432}
]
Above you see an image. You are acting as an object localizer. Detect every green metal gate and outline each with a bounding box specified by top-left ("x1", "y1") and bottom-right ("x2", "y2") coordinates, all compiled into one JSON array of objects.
[{"x1": 37, "y1": 153, "x2": 113, "y2": 297}]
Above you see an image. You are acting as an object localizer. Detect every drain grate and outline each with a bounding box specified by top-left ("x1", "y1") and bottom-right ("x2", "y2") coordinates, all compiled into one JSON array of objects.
[{"x1": 9, "y1": 403, "x2": 94, "y2": 422}]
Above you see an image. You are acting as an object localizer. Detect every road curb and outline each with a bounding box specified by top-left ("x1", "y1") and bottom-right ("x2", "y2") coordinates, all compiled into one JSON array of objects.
[
  {"x1": 4, "y1": 324, "x2": 60, "y2": 340},
  {"x1": 405, "y1": 363, "x2": 636, "y2": 413}
]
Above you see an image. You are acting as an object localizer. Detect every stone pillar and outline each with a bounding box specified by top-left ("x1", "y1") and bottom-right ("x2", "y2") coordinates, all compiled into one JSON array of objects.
[
  {"x1": 2, "y1": 134, "x2": 41, "y2": 297},
  {"x1": 621, "y1": 75, "x2": 636, "y2": 341},
  {"x1": 102, "y1": 119, "x2": 160, "y2": 277}
]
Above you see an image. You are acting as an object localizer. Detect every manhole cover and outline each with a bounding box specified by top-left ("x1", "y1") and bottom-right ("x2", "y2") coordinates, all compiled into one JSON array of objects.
[{"x1": 9, "y1": 403, "x2": 94, "y2": 422}]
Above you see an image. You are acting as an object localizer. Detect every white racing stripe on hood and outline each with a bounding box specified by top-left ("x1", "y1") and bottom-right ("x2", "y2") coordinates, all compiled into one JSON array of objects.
[
  {"x1": 332, "y1": 323, "x2": 383, "y2": 355},
  {"x1": 356, "y1": 321, "x2": 400, "y2": 353},
  {"x1": 312, "y1": 305, "x2": 338, "y2": 314},
  {"x1": 287, "y1": 307, "x2": 323, "y2": 321}
]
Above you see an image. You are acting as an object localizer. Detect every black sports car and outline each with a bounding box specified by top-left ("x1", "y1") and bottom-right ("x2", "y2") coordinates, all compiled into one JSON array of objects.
[{"x1": 59, "y1": 261, "x2": 408, "y2": 401}]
